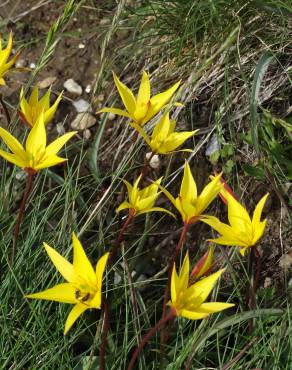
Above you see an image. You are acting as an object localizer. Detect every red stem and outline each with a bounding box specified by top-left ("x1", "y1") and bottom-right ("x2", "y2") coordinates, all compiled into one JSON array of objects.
[
  {"x1": 160, "y1": 222, "x2": 189, "y2": 350},
  {"x1": 99, "y1": 299, "x2": 109, "y2": 370},
  {"x1": 128, "y1": 312, "x2": 175, "y2": 370},
  {"x1": 11, "y1": 172, "x2": 34, "y2": 264},
  {"x1": 0, "y1": 93, "x2": 11, "y2": 124}
]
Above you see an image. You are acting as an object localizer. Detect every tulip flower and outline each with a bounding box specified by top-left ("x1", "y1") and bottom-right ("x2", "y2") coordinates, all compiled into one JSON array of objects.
[
  {"x1": 201, "y1": 192, "x2": 269, "y2": 256},
  {"x1": 191, "y1": 244, "x2": 215, "y2": 279},
  {"x1": 0, "y1": 112, "x2": 76, "y2": 173},
  {"x1": 26, "y1": 233, "x2": 109, "y2": 334},
  {"x1": 160, "y1": 162, "x2": 223, "y2": 224},
  {"x1": 19, "y1": 86, "x2": 62, "y2": 127},
  {"x1": 99, "y1": 71, "x2": 180, "y2": 127},
  {"x1": 169, "y1": 252, "x2": 234, "y2": 320},
  {"x1": 116, "y1": 175, "x2": 174, "y2": 217},
  {"x1": 0, "y1": 32, "x2": 19, "y2": 85},
  {"x1": 131, "y1": 112, "x2": 198, "y2": 154}
]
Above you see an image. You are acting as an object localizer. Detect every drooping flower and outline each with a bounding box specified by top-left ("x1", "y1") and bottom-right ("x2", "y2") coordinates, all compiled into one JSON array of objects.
[
  {"x1": 0, "y1": 32, "x2": 19, "y2": 85},
  {"x1": 26, "y1": 233, "x2": 109, "y2": 334},
  {"x1": 116, "y1": 175, "x2": 174, "y2": 217},
  {"x1": 191, "y1": 244, "x2": 215, "y2": 279},
  {"x1": 168, "y1": 252, "x2": 234, "y2": 320},
  {"x1": 98, "y1": 71, "x2": 180, "y2": 127},
  {"x1": 160, "y1": 162, "x2": 223, "y2": 224},
  {"x1": 201, "y1": 192, "x2": 269, "y2": 256},
  {"x1": 131, "y1": 112, "x2": 198, "y2": 154},
  {"x1": 0, "y1": 112, "x2": 76, "y2": 173},
  {"x1": 19, "y1": 86, "x2": 62, "y2": 127}
]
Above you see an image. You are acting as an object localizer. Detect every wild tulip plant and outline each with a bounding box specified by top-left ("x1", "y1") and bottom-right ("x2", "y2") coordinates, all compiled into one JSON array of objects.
[{"x1": 0, "y1": 40, "x2": 270, "y2": 370}]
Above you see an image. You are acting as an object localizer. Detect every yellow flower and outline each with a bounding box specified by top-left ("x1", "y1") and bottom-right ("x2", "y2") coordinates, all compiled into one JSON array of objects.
[
  {"x1": 131, "y1": 112, "x2": 198, "y2": 154},
  {"x1": 169, "y1": 253, "x2": 234, "y2": 320},
  {"x1": 19, "y1": 86, "x2": 62, "y2": 127},
  {"x1": 99, "y1": 71, "x2": 180, "y2": 127},
  {"x1": 0, "y1": 32, "x2": 19, "y2": 85},
  {"x1": 160, "y1": 162, "x2": 223, "y2": 224},
  {"x1": 0, "y1": 112, "x2": 76, "y2": 173},
  {"x1": 202, "y1": 192, "x2": 269, "y2": 256},
  {"x1": 116, "y1": 175, "x2": 174, "y2": 217},
  {"x1": 26, "y1": 233, "x2": 109, "y2": 334}
]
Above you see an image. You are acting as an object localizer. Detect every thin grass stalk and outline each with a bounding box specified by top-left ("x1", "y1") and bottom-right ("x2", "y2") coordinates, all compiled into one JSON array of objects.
[{"x1": 11, "y1": 171, "x2": 35, "y2": 264}]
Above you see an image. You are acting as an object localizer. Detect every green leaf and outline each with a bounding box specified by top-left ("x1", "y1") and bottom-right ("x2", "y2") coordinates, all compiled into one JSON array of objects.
[{"x1": 242, "y1": 164, "x2": 265, "y2": 180}]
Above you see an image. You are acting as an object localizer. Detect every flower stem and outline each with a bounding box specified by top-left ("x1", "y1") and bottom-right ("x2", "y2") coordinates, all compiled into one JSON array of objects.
[
  {"x1": 99, "y1": 211, "x2": 135, "y2": 367},
  {"x1": 247, "y1": 246, "x2": 261, "y2": 332},
  {"x1": 140, "y1": 151, "x2": 155, "y2": 185},
  {"x1": 128, "y1": 312, "x2": 175, "y2": 370},
  {"x1": 160, "y1": 222, "x2": 189, "y2": 352},
  {"x1": 99, "y1": 298, "x2": 109, "y2": 370},
  {"x1": 0, "y1": 93, "x2": 11, "y2": 124},
  {"x1": 11, "y1": 172, "x2": 34, "y2": 265}
]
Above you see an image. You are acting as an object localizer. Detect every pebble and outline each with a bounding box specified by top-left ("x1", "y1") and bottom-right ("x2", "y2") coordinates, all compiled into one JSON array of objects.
[
  {"x1": 64, "y1": 78, "x2": 82, "y2": 95},
  {"x1": 83, "y1": 129, "x2": 91, "y2": 139},
  {"x1": 264, "y1": 277, "x2": 272, "y2": 288},
  {"x1": 29, "y1": 62, "x2": 36, "y2": 69},
  {"x1": 108, "y1": 112, "x2": 116, "y2": 121},
  {"x1": 71, "y1": 112, "x2": 96, "y2": 130},
  {"x1": 146, "y1": 152, "x2": 160, "y2": 169},
  {"x1": 99, "y1": 18, "x2": 110, "y2": 25},
  {"x1": 97, "y1": 93, "x2": 104, "y2": 102},
  {"x1": 78, "y1": 43, "x2": 85, "y2": 49},
  {"x1": 205, "y1": 134, "x2": 220, "y2": 156},
  {"x1": 15, "y1": 171, "x2": 27, "y2": 181},
  {"x1": 85, "y1": 84, "x2": 91, "y2": 93},
  {"x1": 37, "y1": 76, "x2": 57, "y2": 89},
  {"x1": 15, "y1": 59, "x2": 26, "y2": 68},
  {"x1": 72, "y1": 99, "x2": 92, "y2": 113}
]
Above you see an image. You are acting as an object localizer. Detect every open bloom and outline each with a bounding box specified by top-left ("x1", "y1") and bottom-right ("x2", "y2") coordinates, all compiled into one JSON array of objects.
[
  {"x1": 26, "y1": 233, "x2": 109, "y2": 334},
  {"x1": 131, "y1": 112, "x2": 198, "y2": 154},
  {"x1": 0, "y1": 112, "x2": 76, "y2": 173},
  {"x1": 0, "y1": 32, "x2": 19, "y2": 85},
  {"x1": 116, "y1": 175, "x2": 173, "y2": 217},
  {"x1": 19, "y1": 86, "x2": 62, "y2": 127},
  {"x1": 202, "y1": 192, "x2": 269, "y2": 256},
  {"x1": 169, "y1": 253, "x2": 234, "y2": 320},
  {"x1": 98, "y1": 71, "x2": 180, "y2": 127},
  {"x1": 160, "y1": 162, "x2": 223, "y2": 224}
]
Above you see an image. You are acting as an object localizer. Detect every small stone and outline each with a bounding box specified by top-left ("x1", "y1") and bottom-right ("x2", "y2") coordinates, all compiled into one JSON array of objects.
[
  {"x1": 64, "y1": 78, "x2": 82, "y2": 95},
  {"x1": 15, "y1": 59, "x2": 26, "y2": 68},
  {"x1": 279, "y1": 254, "x2": 292, "y2": 270},
  {"x1": 37, "y1": 76, "x2": 57, "y2": 89},
  {"x1": 85, "y1": 84, "x2": 91, "y2": 93},
  {"x1": 114, "y1": 272, "x2": 121, "y2": 285},
  {"x1": 83, "y1": 129, "x2": 91, "y2": 139},
  {"x1": 72, "y1": 99, "x2": 92, "y2": 113},
  {"x1": 15, "y1": 171, "x2": 27, "y2": 181},
  {"x1": 206, "y1": 134, "x2": 220, "y2": 156},
  {"x1": 56, "y1": 122, "x2": 66, "y2": 135},
  {"x1": 29, "y1": 62, "x2": 36, "y2": 69},
  {"x1": 71, "y1": 112, "x2": 96, "y2": 130},
  {"x1": 108, "y1": 112, "x2": 116, "y2": 121},
  {"x1": 146, "y1": 152, "x2": 160, "y2": 169},
  {"x1": 78, "y1": 43, "x2": 85, "y2": 49}
]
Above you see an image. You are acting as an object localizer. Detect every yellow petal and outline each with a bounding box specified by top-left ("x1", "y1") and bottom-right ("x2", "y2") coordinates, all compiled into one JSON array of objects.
[
  {"x1": 44, "y1": 92, "x2": 63, "y2": 124},
  {"x1": 90, "y1": 291, "x2": 102, "y2": 309},
  {"x1": 196, "y1": 173, "x2": 222, "y2": 215},
  {"x1": 64, "y1": 303, "x2": 88, "y2": 334},
  {"x1": 161, "y1": 130, "x2": 197, "y2": 153},
  {"x1": 186, "y1": 269, "x2": 225, "y2": 303},
  {"x1": 33, "y1": 155, "x2": 66, "y2": 170},
  {"x1": 180, "y1": 161, "x2": 197, "y2": 202},
  {"x1": 97, "y1": 107, "x2": 132, "y2": 118},
  {"x1": 43, "y1": 242, "x2": 75, "y2": 282},
  {"x1": 142, "y1": 80, "x2": 181, "y2": 124},
  {"x1": 225, "y1": 192, "x2": 252, "y2": 233},
  {"x1": 129, "y1": 121, "x2": 151, "y2": 145},
  {"x1": 252, "y1": 193, "x2": 269, "y2": 226},
  {"x1": 26, "y1": 283, "x2": 76, "y2": 304},
  {"x1": 29, "y1": 85, "x2": 39, "y2": 106},
  {"x1": 180, "y1": 309, "x2": 209, "y2": 320},
  {"x1": 0, "y1": 149, "x2": 27, "y2": 168},
  {"x1": 0, "y1": 127, "x2": 26, "y2": 159},
  {"x1": 26, "y1": 112, "x2": 46, "y2": 158},
  {"x1": 72, "y1": 233, "x2": 96, "y2": 285},
  {"x1": 96, "y1": 252, "x2": 109, "y2": 293},
  {"x1": 138, "y1": 206, "x2": 175, "y2": 217},
  {"x1": 158, "y1": 184, "x2": 177, "y2": 210},
  {"x1": 197, "y1": 302, "x2": 235, "y2": 313},
  {"x1": 137, "y1": 193, "x2": 159, "y2": 210},
  {"x1": 116, "y1": 200, "x2": 132, "y2": 213},
  {"x1": 177, "y1": 252, "x2": 190, "y2": 293},
  {"x1": 136, "y1": 71, "x2": 150, "y2": 106},
  {"x1": 252, "y1": 219, "x2": 267, "y2": 245},
  {"x1": 113, "y1": 72, "x2": 136, "y2": 115},
  {"x1": 239, "y1": 247, "x2": 249, "y2": 256},
  {"x1": 152, "y1": 112, "x2": 171, "y2": 141},
  {"x1": 45, "y1": 131, "x2": 76, "y2": 156}
]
